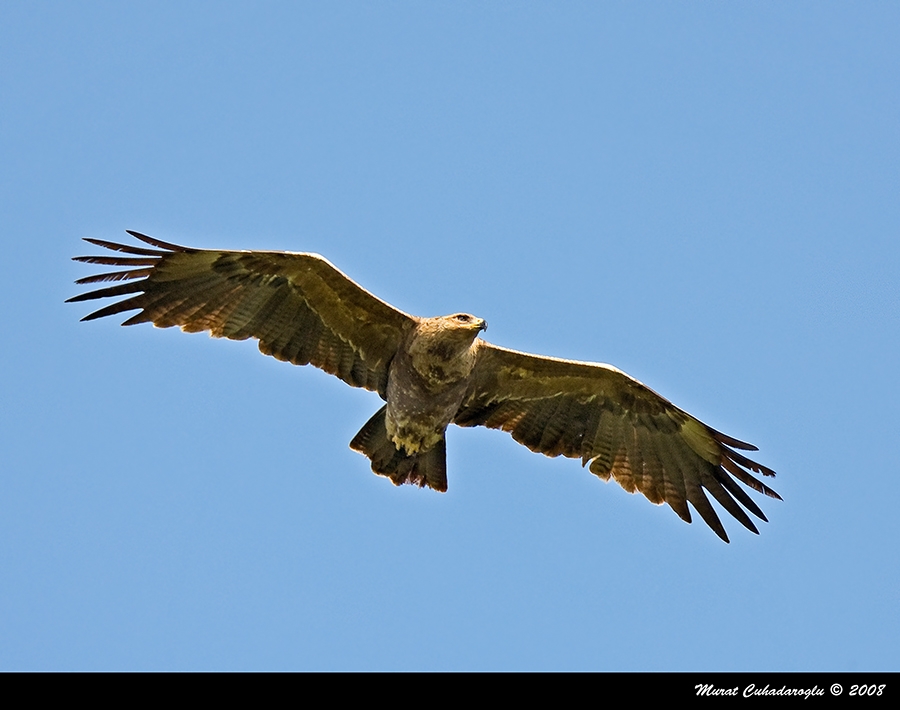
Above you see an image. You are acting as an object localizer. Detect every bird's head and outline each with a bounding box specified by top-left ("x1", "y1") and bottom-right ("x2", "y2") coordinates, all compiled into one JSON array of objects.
[
  {"x1": 411, "y1": 313, "x2": 488, "y2": 362},
  {"x1": 444, "y1": 313, "x2": 488, "y2": 334}
]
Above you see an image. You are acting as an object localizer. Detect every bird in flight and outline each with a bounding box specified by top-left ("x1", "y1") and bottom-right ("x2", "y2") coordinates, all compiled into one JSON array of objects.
[{"x1": 69, "y1": 230, "x2": 779, "y2": 542}]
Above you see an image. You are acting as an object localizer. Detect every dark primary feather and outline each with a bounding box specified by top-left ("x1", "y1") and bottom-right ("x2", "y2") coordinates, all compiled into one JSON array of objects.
[
  {"x1": 67, "y1": 231, "x2": 416, "y2": 397},
  {"x1": 456, "y1": 343, "x2": 780, "y2": 542}
]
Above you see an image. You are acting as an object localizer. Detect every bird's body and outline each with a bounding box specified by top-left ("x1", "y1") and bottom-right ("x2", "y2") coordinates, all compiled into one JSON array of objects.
[
  {"x1": 387, "y1": 316, "x2": 484, "y2": 451},
  {"x1": 351, "y1": 314, "x2": 487, "y2": 492},
  {"x1": 70, "y1": 231, "x2": 780, "y2": 542}
]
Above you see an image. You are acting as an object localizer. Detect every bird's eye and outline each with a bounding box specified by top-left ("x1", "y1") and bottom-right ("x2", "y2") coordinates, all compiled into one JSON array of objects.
[{"x1": 455, "y1": 314, "x2": 470, "y2": 322}]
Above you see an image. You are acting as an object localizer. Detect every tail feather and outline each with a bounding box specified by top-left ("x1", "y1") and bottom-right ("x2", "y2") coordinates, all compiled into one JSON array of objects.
[{"x1": 349, "y1": 406, "x2": 448, "y2": 492}]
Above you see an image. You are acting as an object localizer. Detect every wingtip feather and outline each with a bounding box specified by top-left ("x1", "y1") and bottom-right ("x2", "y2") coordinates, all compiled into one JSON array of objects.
[
  {"x1": 125, "y1": 230, "x2": 188, "y2": 252},
  {"x1": 711, "y1": 428, "x2": 759, "y2": 451}
]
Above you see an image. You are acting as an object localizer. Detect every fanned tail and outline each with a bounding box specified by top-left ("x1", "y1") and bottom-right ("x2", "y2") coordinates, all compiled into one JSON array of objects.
[{"x1": 349, "y1": 406, "x2": 448, "y2": 492}]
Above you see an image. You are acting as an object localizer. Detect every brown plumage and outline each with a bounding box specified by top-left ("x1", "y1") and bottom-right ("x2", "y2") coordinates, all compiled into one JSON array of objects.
[{"x1": 69, "y1": 230, "x2": 780, "y2": 542}]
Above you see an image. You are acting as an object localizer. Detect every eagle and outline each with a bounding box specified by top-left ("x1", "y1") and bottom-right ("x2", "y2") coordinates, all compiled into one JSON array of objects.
[{"x1": 69, "y1": 230, "x2": 780, "y2": 542}]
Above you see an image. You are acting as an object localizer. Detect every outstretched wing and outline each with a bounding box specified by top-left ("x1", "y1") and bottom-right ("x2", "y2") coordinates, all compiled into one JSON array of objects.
[
  {"x1": 68, "y1": 230, "x2": 417, "y2": 397},
  {"x1": 455, "y1": 342, "x2": 779, "y2": 542}
]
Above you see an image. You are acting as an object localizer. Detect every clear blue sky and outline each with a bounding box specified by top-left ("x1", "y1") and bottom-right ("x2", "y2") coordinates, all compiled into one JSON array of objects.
[{"x1": 1, "y1": 2, "x2": 897, "y2": 671}]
